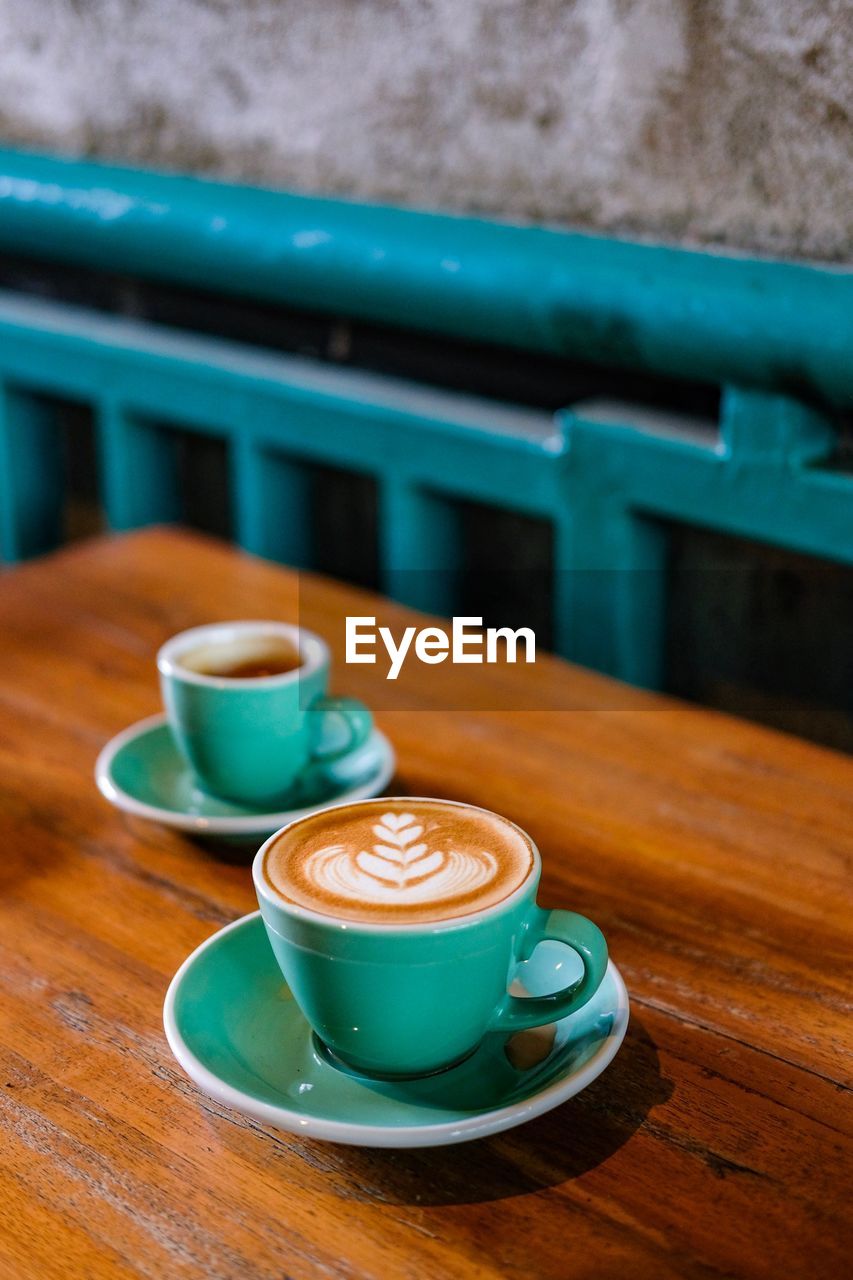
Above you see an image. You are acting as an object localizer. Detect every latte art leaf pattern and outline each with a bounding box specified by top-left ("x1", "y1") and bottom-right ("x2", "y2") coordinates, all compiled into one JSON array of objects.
[
  {"x1": 358, "y1": 850, "x2": 443, "y2": 885},
  {"x1": 303, "y1": 812, "x2": 499, "y2": 904},
  {"x1": 358, "y1": 814, "x2": 433, "y2": 884}
]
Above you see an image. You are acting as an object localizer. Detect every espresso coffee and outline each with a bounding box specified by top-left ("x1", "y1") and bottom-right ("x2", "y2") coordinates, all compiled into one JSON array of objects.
[
  {"x1": 179, "y1": 637, "x2": 302, "y2": 680},
  {"x1": 213, "y1": 655, "x2": 301, "y2": 679},
  {"x1": 262, "y1": 798, "x2": 535, "y2": 924}
]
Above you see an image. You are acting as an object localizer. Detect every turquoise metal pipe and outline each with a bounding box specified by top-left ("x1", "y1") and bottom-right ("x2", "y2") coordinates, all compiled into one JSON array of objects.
[{"x1": 0, "y1": 149, "x2": 850, "y2": 407}]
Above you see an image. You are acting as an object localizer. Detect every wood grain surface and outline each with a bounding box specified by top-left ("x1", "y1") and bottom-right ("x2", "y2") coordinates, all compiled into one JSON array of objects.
[{"x1": 0, "y1": 528, "x2": 850, "y2": 1280}]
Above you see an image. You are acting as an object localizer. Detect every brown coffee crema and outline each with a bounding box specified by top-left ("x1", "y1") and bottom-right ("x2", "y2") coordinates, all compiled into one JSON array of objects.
[
  {"x1": 214, "y1": 655, "x2": 301, "y2": 678},
  {"x1": 179, "y1": 638, "x2": 302, "y2": 680},
  {"x1": 263, "y1": 799, "x2": 535, "y2": 924}
]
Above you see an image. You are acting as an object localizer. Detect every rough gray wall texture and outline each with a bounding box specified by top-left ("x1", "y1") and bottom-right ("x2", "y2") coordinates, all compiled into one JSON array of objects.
[{"x1": 0, "y1": 0, "x2": 850, "y2": 260}]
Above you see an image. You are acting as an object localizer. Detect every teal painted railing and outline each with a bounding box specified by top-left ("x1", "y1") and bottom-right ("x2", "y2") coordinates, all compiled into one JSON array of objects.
[{"x1": 0, "y1": 149, "x2": 851, "y2": 686}]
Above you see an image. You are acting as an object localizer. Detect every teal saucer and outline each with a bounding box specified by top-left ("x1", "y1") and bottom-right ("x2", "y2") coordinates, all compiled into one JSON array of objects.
[
  {"x1": 95, "y1": 714, "x2": 395, "y2": 839},
  {"x1": 163, "y1": 912, "x2": 629, "y2": 1148}
]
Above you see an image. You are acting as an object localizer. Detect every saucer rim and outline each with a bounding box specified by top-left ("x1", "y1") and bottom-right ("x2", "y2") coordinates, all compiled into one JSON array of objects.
[
  {"x1": 95, "y1": 713, "x2": 395, "y2": 835},
  {"x1": 163, "y1": 911, "x2": 630, "y2": 1148}
]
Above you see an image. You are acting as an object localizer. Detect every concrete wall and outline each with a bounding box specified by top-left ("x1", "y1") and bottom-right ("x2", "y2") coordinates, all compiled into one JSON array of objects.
[{"x1": 0, "y1": 0, "x2": 849, "y2": 261}]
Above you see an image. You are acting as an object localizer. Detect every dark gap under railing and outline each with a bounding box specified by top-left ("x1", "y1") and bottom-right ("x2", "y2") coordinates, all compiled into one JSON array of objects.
[
  {"x1": 14, "y1": 393, "x2": 105, "y2": 548},
  {"x1": 168, "y1": 429, "x2": 234, "y2": 543},
  {"x1": 0, "y1": 253, "x2": 721, "y2": 421},
  {"x1": 825, "y1": 410, "x2": 853, "y2": 473},
  {"x1": 308, "y1": 462, "x2": 380, "y2": 592},
  {"x1": 454, "y1": 502, "x2": 555, "y2": 652},
  {"x1": 57, "y1": 398, "x2": 104, "y2": 544},
  {"x1": 664, "y1": 521, "x2": 853, "y2": 752}
]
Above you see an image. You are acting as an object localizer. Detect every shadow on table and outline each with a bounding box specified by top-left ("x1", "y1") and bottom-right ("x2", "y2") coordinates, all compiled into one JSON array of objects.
[
  {"x1": 325, "y1": 1014, "x2": 670, "y2": 1206},
  {"x1": 184, "y1": 834, "x2": 264, "y2": 865}
]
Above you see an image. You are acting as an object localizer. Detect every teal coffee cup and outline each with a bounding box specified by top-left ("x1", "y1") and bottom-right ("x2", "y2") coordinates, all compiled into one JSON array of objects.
[
  {"x1": 158, "y1": 621, "x2": 372, "y2": 806},
  {"x1": 253, "y1": 797, "x2": 609, "y2": 1078}
]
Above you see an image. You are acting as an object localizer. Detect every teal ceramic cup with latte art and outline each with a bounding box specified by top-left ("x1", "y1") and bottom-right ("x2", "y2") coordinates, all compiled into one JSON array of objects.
[{"x1": 253, "y1": 797, "x2": 609, "y2": 1078}]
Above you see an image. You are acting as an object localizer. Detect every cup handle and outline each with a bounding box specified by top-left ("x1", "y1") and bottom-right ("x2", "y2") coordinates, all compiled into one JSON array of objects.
[
  {"x1": 308, "y1": 696, "x2": 373, "y2": 764},
  {"x1": 491, "y1": 909, "x2": 608, "y2": 1034}
]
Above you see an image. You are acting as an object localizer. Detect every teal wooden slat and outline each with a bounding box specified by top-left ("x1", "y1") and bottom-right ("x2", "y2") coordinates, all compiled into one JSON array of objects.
[
  {"x1": 720, "y1": 388, "x2": 836, "y2": 465},
  {"x1": 551, "y1": 498, "x2": 667, "y2": 687},
  {"x1": 0, "y1": 386, "x2": 63, "y2": 560},
  {"x1": 379, "y1": 479, "x2": 463, "y2": 614},
  {"x1": 233, "y1": 439, "x2": 315, "y2": 569},
  {"x1": 98, "y1": 400, "x2": 183, "y2": 531},
  {"x1": 566, "y1": 393, "x2": 851, "y2": 570}
]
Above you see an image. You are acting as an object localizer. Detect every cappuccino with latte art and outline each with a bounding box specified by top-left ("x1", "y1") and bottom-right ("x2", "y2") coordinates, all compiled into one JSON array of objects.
[
  {"x1": 262, "y1": 798, "x2": 535, "y2": 924},
  {"x1": 254, "y1": 796, "x2": 608, "y2": 1077}
]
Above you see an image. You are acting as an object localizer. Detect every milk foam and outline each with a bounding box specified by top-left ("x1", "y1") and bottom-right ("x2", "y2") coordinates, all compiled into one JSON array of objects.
[{"x1": 263, "y1": 799, "x2": 535, "y2": 924}]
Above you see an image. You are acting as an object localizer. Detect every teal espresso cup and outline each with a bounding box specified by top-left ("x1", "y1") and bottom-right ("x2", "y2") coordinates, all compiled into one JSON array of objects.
[
  {"x1": 158, "y1": 621, "x2": 372, "y2": 806},
  {"x1": 253, "y1": 797, "x2": 609, "y2": 1078}
]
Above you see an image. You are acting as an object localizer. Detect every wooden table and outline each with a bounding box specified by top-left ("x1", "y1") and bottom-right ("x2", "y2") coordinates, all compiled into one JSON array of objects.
[{"x1": 1, "y1": 529, "x2": 850, "y2": 1280}]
